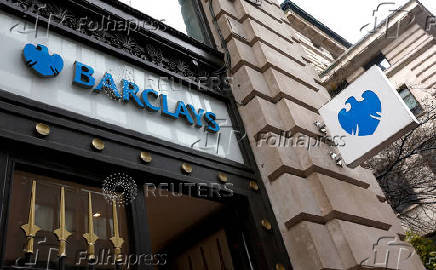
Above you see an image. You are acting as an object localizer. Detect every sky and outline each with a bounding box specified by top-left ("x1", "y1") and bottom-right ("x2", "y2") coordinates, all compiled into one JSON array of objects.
[
  {"x1": 119, "y1": 0, "x2": 187, "y2": 33},
  {"x1": 119, "y1": 0, "x2": 436, "y2": 44},
  {"x1": 283, "y1": 0, "x2": 436, "y2": 44}
]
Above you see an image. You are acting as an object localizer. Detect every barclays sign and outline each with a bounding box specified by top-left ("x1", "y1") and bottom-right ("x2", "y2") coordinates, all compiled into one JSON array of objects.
[
  {"x1": 22, "y1": 43, "x2": 220, "y2": 133},
  {"x1": 320, "y1": 66, "x2": 419, "y2": 167},
  {"x1": 338, "y1": 90, "x2": 382, "y2": 136},
  {"x1": 23, "y1": 44, "x2": 64, "y2": 77},
  {"x1": 0, "y1": 11, "x2": 243, "y2": 162}
]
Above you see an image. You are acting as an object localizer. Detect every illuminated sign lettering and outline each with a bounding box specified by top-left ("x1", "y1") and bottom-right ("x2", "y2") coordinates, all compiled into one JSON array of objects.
[
  {"x1": 23, "y1": 43, "x2": 220, "y2": 133},
  {"x1": 73, "y1": 61, "x2": 220, "y2": 133}
]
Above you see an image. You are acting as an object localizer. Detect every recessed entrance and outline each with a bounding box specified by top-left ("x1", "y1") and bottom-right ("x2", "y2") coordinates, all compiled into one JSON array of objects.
[
  {"x1": 145, "y1": 188, "x2": 235, "y2": 269},
  {"x1": 2, "y1": 170, "x2": 240, "y2": 270}
]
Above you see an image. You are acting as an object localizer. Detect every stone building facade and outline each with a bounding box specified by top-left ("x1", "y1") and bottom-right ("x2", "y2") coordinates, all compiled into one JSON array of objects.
[
  {"x1": 284, "y1": 0, "x2": 436, "y2": 236},
  {"x1": 282, "y1": 0, "x2": 351, "y2": 73},
  {"x1": 0, "y1": 0, "x2": 431, "y2": 269},
  {"x1": 319, "y1": 0, "x2": 436, "y2": 237},
  {"x1": 201, "y1": 0, "x2": 427, "y2": 269}
]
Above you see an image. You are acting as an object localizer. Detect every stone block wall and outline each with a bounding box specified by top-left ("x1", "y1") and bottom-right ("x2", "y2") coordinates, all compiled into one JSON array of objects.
[{"x1": 201, "y1": 0, "x2": 426, "y2": 269}]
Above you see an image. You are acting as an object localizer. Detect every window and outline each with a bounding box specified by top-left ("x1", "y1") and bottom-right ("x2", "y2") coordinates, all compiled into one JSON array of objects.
[
  {"x1": 331, "y1": 79, "x2": 349, "y2": 97},
  {"x1": 119, "y1": 0, "x2": 213, "y2": 45},
  {"x1": 4, "y1": 171, "x2": 130, "y2": 269},
  {"x1": 364, "y1": 53, "x2": 391, "y2": 71},
  {"x1": 398, "y1": 85, "x2": 423, "y2": 115}
]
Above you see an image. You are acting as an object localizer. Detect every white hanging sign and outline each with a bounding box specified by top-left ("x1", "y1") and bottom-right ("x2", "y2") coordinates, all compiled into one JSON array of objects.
[{"x1": 319, "y1": 66, "x2": 419, "y2": 167}]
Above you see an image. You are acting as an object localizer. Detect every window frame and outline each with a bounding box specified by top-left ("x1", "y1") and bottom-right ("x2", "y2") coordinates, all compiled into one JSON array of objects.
[
  {"x1": 364, "y1": 53, "x2": 391, "y2": 71},
  {"x1": 398, "y1": 84, "x2": 424, "y2": 116},
  {"x1": 119, "y1": 0, "x2": 217, "y2": 48},
  {"x1": 185, "y1": 0, "x2": 217, "y2": 48}
]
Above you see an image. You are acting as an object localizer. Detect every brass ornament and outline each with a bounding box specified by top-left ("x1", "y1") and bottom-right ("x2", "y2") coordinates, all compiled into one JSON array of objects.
[
  {"x1": 181, "y1": 163, "x2": 192, "y2": 175},
  {"x1": 276, "y1": 263, "x2": 285, "y2": 270},
  {"x1": 261, "y1": 219, "x2": 272, "y2": 231},
  {"x1": 91, "y1": 138, "x2": 105, "y2": 151},
  {"x1": 110, "y1": 200, "x2": 124, "y2": 263},
  {"x1": 35, "y1": 123, "x2": 50, "y2": 136},
  {"x1": 140, "y1": 152, "x2": 152, "y2": 163},
  {"x1": 21, "y1": 180, "x2": 41, "y2": 254},
  {"x1": 53, "y1": 187, "x2": 72, "y2": 257},
  {"x1": 83, "y1": 192, "x2": 98, "y2": 261},
  {"x1": 249, "y1": 181, "x2": 259, "y2": 191},
  {"x1": 218, "y1": 172, "x2": 228, "y2": 183}
]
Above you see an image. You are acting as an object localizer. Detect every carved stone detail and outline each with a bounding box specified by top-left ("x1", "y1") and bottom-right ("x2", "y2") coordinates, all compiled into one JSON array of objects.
[{"x1": 3, "y1": 0, "x2": 219, "y2": 86}]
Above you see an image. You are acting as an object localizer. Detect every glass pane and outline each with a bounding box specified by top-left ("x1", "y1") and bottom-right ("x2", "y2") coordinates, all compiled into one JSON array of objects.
[
  {"x1": 403, "y1": 95, "x2": 418, "y2": 110},
  {"x1": 399, "y1": 89, "x2": 418, "y2": 110},
  {"x1": 378, "y1": 58, "x2": 391, "y2": 71},
  {"x1": 119, "y1": 0, "x2": 208, "y2": 43},
  {"x1": 4, "y1": 171, "x2": 130, "y2": 270},
  {"x1": 119, "y1": 0, "x2": 185, "y2": 33},
  {"x1": 399, "y1": 88, "x2": 411, "y2": 99}
]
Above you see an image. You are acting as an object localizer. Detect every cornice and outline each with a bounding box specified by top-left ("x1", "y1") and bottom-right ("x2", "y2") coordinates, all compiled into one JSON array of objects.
[
  {"x1": 320, "y1": 0, "x2": 420, "y2": 84},
  {"x1": 0, "y1": 0, "x2": 227, "y2": 96},
  {"x1": 95, "y1": 0, "x2": 223, "y2": 59}
]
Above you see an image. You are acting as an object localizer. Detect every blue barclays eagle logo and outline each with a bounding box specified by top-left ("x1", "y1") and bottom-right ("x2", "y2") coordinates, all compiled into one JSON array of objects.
[
  {"x1": 23, "y1": 43, "x2": 63, "y2": 77},
  {"x1": 338, "y1": 90, "x2": 382, "y2": 136}
]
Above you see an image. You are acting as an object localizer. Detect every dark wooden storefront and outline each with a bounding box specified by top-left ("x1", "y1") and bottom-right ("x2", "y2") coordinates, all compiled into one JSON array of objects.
[{"x1": 0, "y1": 0, "x2": 293, "y2": 269}]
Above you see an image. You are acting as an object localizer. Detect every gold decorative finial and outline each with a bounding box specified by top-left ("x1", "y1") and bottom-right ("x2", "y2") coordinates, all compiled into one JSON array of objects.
[
  {"x1": 110, "y1": 200, "x2": 124, "y2": 262},
  {"x1": 53, "y1": 187, "x2": 72, "y2": 257},
  {"x1": 21, "y1": 180, "x2": 41, "y2": 254},
  {"x1": 83, "y1": 192, "x2": 99, "y2": 261},
  {"x1": 276, "y1": 263, "x2": 285, "y2": 270}
]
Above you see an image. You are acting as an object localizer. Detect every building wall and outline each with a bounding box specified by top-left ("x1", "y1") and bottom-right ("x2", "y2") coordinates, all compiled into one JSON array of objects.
[
  {"x1": 384, "y1": 22, "x2": 436, "y2": 235},
  {"x1": 284, "y1": 8, "x2": 347, "y2": 74},
  {"x1": 294, "y1": 31, "x2": 337, "y2": 73},
  {"x1": 200, "y1": 0, "x2": 425, "y2": 269},
  {"x1": 385, "y1": 23, "x2": 436, "y2": 104},
  {"x1": 312, "y1": 0, "x2": 435, "y2": 237},
  {"x1": 336, "y1": 21, "x2": 436, "y2": 105}
]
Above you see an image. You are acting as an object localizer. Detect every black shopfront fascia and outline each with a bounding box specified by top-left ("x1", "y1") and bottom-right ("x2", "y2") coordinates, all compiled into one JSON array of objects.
[{"x1": 0, "y1": 0, "x2": 293, "y2": 269}]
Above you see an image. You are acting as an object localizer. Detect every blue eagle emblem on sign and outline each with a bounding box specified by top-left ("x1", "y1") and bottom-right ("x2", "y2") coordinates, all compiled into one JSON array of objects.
[
  {"x1": 338, "y1": 90, "x2": 382, "y2": 136},
  {"x1": 23, "y1": 43, "x2": 63, "y2": 77}
]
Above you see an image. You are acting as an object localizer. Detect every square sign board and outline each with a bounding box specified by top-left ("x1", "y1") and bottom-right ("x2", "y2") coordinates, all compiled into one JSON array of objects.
[{"x1": 319, "y1": 66, "x2": 419, "y2": 168}]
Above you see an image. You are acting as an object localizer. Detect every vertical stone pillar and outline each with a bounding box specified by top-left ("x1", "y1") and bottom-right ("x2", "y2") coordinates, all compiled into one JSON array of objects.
[{"x1": 201, "y1": 0, "x2": 426, "y2": 269}]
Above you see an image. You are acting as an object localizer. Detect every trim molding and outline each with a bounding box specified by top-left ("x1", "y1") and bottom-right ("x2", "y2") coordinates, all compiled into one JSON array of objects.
[{"x1": 0, "y1": 0, "x2": 227, "y2": 96}]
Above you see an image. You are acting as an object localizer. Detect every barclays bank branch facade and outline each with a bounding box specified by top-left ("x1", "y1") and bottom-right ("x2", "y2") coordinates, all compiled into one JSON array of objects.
[{"x1": 0, "y1": 0, "x2": 292, "y2": 270}]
